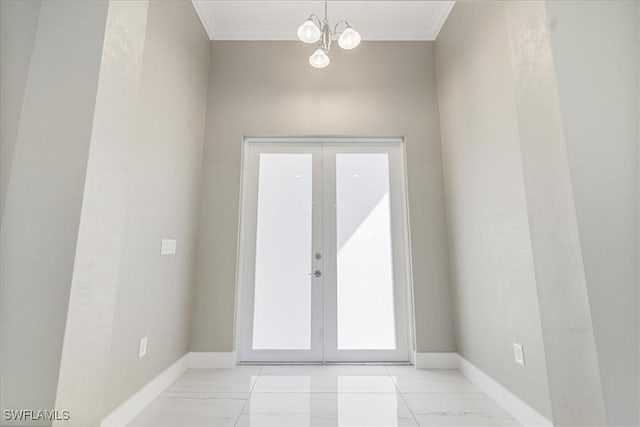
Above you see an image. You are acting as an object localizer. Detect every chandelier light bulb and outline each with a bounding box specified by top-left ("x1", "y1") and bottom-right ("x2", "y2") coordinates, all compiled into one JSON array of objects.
[
  {"x1": 309, "y1": 48, "x2": 330, "y2": 68},
  {"x1": 338, "y1": 26, "x2": 362, "y2": 50},
  {"x1": 297, "y1": 19, "x2": 322, "y2": 44}
]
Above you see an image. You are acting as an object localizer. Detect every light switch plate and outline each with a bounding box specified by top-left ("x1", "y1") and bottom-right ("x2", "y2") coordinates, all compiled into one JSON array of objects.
[
  {"x1": 513, "y1": 343, "x2": 525, "y2": 366},
  {"x1": 161, "y1": 239, "x2": 176, "y2": 255},
  {"x1": 139, "y1": 337, "x2": 148, "y2": 359}
]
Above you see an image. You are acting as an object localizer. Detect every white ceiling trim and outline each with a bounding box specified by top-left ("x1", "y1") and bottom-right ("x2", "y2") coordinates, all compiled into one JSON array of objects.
[
  {"x1": 192, "y1": 0, "x2": 217, "y2": 40},
  {"x1": 210, "y1": 26, "x2": 435, "y2": 41},
  {"x1": 428, "y1": 1, "x2": 454, "y2": 40},
  {"x1": 191, "y1": 1, "x2": 455, "y2": 42}
]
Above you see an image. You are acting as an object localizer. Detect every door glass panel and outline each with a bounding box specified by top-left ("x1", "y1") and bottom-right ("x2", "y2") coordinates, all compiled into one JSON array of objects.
[
  {"x1": 252, "y1": 153, "x2": 313, "y2": 350},
  {"x1": 336, "y1": 153, "x2": 396, "y2": 350}
]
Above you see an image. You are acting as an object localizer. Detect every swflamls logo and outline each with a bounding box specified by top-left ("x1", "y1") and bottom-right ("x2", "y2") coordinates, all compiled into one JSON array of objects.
[{"x1": 3, "y1": 409, "x2": 70, "y2": 421}]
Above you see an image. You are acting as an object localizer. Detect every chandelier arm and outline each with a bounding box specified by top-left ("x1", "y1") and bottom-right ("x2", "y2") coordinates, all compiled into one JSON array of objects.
[
  {"x1": 333, "y1": 20, "x2": 351, "y2": 36},
  {"x1": 307, "y1": 14, "x2": 323, "y2": 28}
]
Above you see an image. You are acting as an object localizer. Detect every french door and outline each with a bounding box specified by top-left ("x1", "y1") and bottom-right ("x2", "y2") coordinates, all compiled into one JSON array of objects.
[{"x1": 238, "y1": 138, "x2": 410, "y2": 363}]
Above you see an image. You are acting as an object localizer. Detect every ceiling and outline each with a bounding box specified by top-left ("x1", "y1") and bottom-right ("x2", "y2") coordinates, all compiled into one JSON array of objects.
[{"x1": 191, "y1": 1, "x2": 455, "y2": 41}]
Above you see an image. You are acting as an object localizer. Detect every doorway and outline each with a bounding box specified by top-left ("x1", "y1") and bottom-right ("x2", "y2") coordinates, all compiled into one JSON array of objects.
[{"x1": 237, "y1": 137, "x2": 412, "y2": 363}]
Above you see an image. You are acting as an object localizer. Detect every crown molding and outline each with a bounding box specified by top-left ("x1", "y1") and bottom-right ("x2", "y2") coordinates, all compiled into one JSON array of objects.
[
  {"x1": 191, "y1": 1, "x2": 455, "y2": 42},
  {"x1": 192, "y1": 0, "x2": 217, "y2": 40},
  {"x1": 430, "y1": 1, "x2": 455, "y2": 39}
]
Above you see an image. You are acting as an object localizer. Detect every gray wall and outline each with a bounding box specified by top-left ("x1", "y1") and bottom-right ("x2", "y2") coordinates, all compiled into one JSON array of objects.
[
  {"x1": 0, "y1": 1, "x2": 108, "y2": 424},
  {"x1": 54, "y1": 2, "x2": 150, "y2": 423},
  {"x1": 190, "y1": 41, "x2": 454, "y2": 354},
  {"x1": 437, "y1": 1, "x2": 638, "y2": 424},
  {"x1": 435, "y1": 2, "x2": 552, "y2": 418},
  {"x1": 1, "y1": 1, "x2": 209, "y2": 425},
  {"x1": 102, "y1": 0, "x2": 209, "y2": 415},
  {"x1": 505, "y1": 2, "x2": 607, "y2": 423},
  {"x1": 0, "y1": 0, "x2": 41, "y2": 222},
  {"x1": 545, "y1": 2, "x2": 639, "y2": 424},
  {"x1": 53, "y1": 1, "x2": 209, "y2": 424}
]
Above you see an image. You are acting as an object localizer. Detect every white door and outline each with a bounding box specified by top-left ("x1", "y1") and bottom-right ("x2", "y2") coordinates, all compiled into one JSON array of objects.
[{"x1": 238, "y1": 138, "x2": 410, "y2": 362}]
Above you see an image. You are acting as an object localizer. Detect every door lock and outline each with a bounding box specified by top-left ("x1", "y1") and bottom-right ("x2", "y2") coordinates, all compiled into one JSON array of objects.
[{"x1": 309, "y1": 270, "x2": 322, "y2": 278}]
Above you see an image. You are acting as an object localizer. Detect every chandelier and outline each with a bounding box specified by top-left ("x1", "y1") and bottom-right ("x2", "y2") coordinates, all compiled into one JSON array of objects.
[{"x1": 297, "y1": 1, "x2": 362, "y2": 68}]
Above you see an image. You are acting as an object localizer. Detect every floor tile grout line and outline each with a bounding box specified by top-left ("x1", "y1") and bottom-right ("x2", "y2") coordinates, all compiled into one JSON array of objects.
[
  {"x1": 398, "y1": 391, "x2": 421, "y2": 426},
  {"x1": 233, "y1": 366, "x2": 263, "y2": 426},
  {"x1": 385, "y1": 365, "x2": 421, "y2": 426}
]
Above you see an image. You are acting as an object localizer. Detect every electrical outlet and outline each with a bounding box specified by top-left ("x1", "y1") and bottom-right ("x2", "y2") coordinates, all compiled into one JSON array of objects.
[
  {"x1": 138, "y1": 337, "x2": 148, "y2": 359},
  {"x1": 161, "y1": 239, "x2": 176, "y2": 255},
  {"x1": 513, "y1": 343, "x2": 525, "y2": 366}
]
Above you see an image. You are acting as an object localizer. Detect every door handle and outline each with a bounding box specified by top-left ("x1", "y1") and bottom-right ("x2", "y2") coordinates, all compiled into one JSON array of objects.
[{"x1": 308, "y1": 270, "x2": 322, "y2": 278}]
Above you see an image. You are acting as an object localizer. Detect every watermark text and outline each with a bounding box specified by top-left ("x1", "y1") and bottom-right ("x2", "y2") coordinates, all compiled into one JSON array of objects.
[{"x1": 3, "y1": 409, "x2": 70, "y2": 421}]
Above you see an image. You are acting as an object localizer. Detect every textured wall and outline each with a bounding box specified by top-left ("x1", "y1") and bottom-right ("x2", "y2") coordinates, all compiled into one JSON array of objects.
[
  {"x1": 435, "y1": 1, "x2": 552, "y2": 418},
  {"x1": 0, "y1": 1, "x2": 108, "y2": 424},
  {"x1": 545, "y1": 2, "x2": 639, "y2": 424},
  {"x1": 54, "y1": 2, "x2": 150, "y2": 425},
  {"x1": 0, "y1": 0, "x2": 41, "y2": 222},
  {"x1": 0, "y1": 1, "x2": 209, "y2": 425},
  {"x1": 505, "y1": 1, "x2": 606, "y2": 423},
  {"x1": 436, "y1": 1, "x2": 638, "y2": 423},
  {"x1": 54, "y1": 1, "x2": 209, "y2": 424},
  {"x1": 102, "y1": 0, "x2": 209, "y2": 415}
]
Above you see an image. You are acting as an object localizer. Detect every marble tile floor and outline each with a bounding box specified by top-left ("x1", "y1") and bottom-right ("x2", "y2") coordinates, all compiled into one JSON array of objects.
[{"x1": 127, "y1": 365, "x2": 519, "y2": 427}]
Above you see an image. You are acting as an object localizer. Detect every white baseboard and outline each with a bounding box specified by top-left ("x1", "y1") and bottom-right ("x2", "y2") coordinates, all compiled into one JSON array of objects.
[
  {"x1": 414, "y1": 351, "x2": 458, "y2": 369},
  {"x1": 456, "y1": 355, "x2": 553, "y2": 426},
  {"x1": 100, "y1": 353, "x2": 189, "y2": 427},
  {"x1": 189, "y1": 351, "x2": 236, "y2": 369},
  {"x1": 101, "y1": 351, "x2": 236, "y2": 426}
]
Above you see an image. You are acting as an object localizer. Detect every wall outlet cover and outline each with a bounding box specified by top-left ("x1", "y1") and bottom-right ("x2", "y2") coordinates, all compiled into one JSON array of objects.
[
  {"x1": 139, "y1": 337, "x2": 148, "y2": 359},
  {"x1": 513, "y1": 343, "x2": 525, "y2": 366},
  {"x1": 161, "y1": 238, "x2": 177, "y2": 255}
]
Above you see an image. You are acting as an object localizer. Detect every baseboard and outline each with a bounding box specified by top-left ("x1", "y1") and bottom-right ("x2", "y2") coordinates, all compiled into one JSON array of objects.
[
  {"x1": 456, "y1": 355, "x2": 553, "y2": 426},
  {"x1": 413, "y1": 351, "x2": 458, "y2": 369},
  {"x1": 100, "y1": 353, "x2": 189, "y2": 427},
  {"x1": 189, "y1": 351, "x2": 236, "y2": 368}
]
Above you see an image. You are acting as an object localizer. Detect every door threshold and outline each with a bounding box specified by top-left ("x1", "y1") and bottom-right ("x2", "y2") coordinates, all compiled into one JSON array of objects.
[{"x1": 237, "y1": 361, "x2": 413, "y2": 366}]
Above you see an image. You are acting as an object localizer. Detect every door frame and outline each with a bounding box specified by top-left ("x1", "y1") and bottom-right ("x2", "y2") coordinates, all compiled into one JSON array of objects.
[{"x1": 234, "y1": 136, "x2": 416, "y2": 363}]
